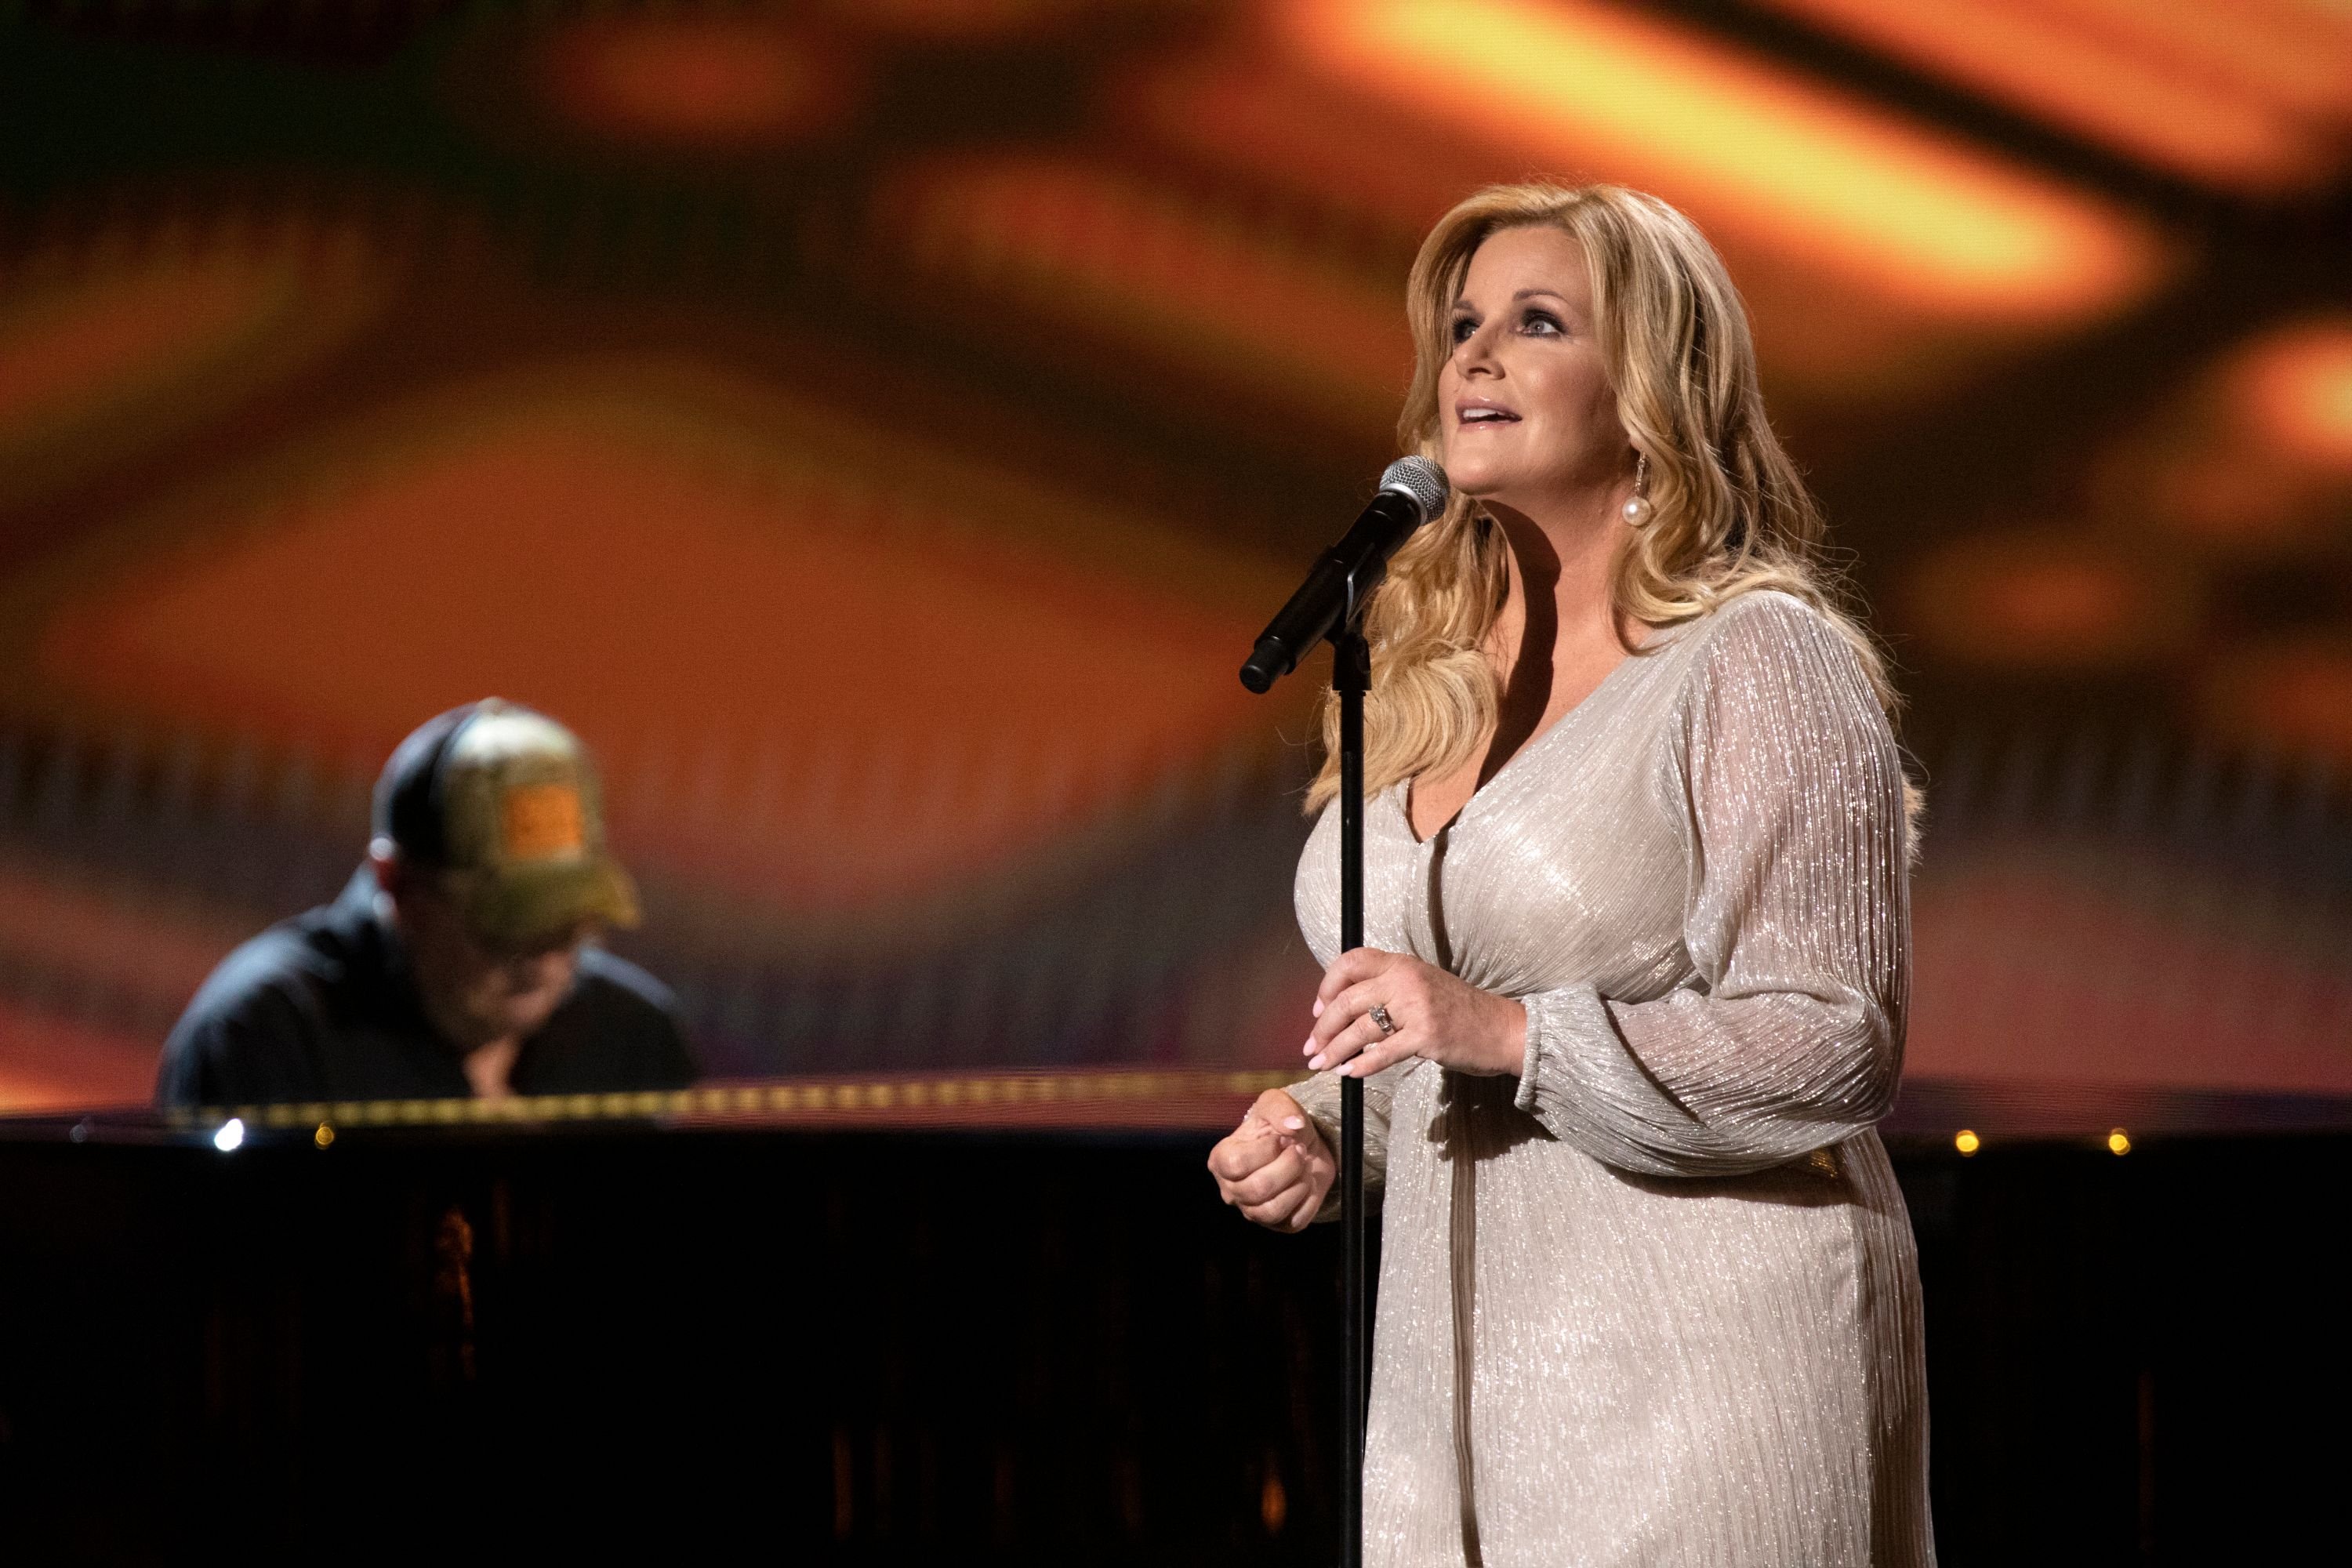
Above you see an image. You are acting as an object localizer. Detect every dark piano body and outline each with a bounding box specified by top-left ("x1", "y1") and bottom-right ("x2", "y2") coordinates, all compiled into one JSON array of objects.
[{"x1": 0, "y1": 1075, "x2": 2343, "y2": 1563}]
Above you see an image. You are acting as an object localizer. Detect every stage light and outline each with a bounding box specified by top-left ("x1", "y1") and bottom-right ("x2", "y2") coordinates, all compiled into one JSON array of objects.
[
  {"x1": 872, "y1": 154, "x2": 1412, "y2": 434},
  {"x1": 1751, "y1": 0, "x2": 2340, "y2": 191},
  {"x1": 821, "y1": 0, "x2": 1091, "y2": 41},
  {"x1": 2235, "y1": 318, "x2": 2352, "y2": 471},
  {"x1": 1276, "y1": 0, "x2": 2161, "y2": 323},
  {"x1": 2122, "y1": 317, "x2": 2352, "y2": 551},
  {"x1": 212, "y1": 1117, "x2": 245, "y2": 1153},
  {"x1": 0, "y1": 230, "x2": 387, "y2": 506},
  {"x1": 2107, "y1": 1128, "x2": 2131, "y2": 1156},
  {"x1": 314, "y1": 1122, "x2": 336, "y2": 1149},
  {"x1": 540, "y1": 16, "x2": 856, "y2": 146},
  {"x1": 1955, "y1": 1130, "x2": 1980, "y2": 1156},
  {"x1": 1903, "y1": 531, "x2": 2196, "y2": 671},
  {"x1": 2198, "y1": 635, "x2": 2352, "y2": 768}
]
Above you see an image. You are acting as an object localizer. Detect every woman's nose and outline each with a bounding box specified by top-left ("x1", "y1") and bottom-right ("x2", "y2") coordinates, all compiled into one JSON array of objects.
[{"x1": 1454, "y1": 325, "x2": 1499, "y2": 376}]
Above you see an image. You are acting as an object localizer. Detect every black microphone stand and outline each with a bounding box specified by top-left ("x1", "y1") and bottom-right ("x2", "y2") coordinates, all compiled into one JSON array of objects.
[
  {"x1": 1332, "y1": 575, "x2": 1371, "y2": 1568},
  {"x1": 1243, "y1": 476, "x2": 1435, "y2": 1566}
]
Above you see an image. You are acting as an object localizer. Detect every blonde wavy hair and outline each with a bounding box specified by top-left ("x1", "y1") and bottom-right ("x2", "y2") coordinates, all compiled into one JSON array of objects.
[{"x1": 1307, "y1": 182, "x2": 1904, "y2": 813}]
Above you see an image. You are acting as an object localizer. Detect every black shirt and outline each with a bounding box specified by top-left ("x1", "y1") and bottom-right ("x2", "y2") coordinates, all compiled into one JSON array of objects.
[{"x1": 154, "y1": 869, "x2": 699, "y2": 1106}]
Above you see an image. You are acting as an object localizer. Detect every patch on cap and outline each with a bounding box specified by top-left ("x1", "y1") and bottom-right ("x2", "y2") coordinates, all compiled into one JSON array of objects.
[{"x1": 502, "y1": 782, "x2": 586, "y2": 862}]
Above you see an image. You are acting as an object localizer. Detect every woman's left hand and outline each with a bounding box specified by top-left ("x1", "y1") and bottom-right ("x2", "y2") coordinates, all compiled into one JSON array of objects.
[{"x1": 1305, "y1": 947, "x2": 1528, "y2": 1079}]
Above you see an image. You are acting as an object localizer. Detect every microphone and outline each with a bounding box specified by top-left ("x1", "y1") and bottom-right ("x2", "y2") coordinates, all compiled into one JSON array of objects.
[{"x1": 1239, "y1": 457, "x2": 1449, "y2": 693}]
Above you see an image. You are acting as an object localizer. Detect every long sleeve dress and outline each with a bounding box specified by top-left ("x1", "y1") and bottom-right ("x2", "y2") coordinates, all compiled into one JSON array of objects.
[{"x1": 1290, "y1": 590, "x2": 1933, "y2": 1568}]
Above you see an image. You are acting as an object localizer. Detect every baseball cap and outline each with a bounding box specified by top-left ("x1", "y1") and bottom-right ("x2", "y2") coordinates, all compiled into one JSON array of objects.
[{"x1": 373, "y1": 700, "x2": 641, "y2": 948}]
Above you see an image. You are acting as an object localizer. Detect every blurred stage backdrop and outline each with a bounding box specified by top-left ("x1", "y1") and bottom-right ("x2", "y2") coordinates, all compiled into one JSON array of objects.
[{"x1": 1, "y1": 0, "x2": 2348, "y2": 1135}]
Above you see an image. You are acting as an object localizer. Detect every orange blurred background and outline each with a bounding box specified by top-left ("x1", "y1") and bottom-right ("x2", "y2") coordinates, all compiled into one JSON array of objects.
[{"x1": 1, "y1": 0, "x2": 2347, "y2": 1133}]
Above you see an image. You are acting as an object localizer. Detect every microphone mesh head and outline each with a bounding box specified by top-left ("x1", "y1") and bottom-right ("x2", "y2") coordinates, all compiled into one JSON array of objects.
[{"x1": 1378, "y1": 456, "x2": 1450, "y2": 521}]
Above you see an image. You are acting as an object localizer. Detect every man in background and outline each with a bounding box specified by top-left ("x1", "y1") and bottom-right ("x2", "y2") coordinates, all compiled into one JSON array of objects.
[{"x1": 156, "y1": 700, "x2": 697, "y2": 1105}]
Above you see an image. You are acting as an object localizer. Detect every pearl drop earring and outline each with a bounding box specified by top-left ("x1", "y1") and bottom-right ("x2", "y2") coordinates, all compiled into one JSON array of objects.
[{"x1": 1621, "y1": 452, "x2": 1653, "y2": 526}]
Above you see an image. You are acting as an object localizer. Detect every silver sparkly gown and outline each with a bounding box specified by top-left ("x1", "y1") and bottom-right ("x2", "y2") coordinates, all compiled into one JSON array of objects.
[{"x1": 1290, "y1": 591, "x2": 1933, "y2": 1567}]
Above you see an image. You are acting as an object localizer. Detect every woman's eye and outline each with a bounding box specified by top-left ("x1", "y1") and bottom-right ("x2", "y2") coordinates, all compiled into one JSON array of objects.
[
  {"x1": 1449, "y1": 315, "x2": 1479, "y2": 343},
  {"x1": 1520, "y1": 310, "x2": 1563, "y2": 336}
]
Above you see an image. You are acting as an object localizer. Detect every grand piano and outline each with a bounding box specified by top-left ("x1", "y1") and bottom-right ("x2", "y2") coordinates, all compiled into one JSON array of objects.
[{"x1": 0, "y1": 1071, "x2": 2343, "y2": 1563}]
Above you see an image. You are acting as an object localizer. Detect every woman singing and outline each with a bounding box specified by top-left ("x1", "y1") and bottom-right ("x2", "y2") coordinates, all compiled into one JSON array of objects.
[{"x1": 1207, "y1": 183, "x2": 1932, "y2": 1566}]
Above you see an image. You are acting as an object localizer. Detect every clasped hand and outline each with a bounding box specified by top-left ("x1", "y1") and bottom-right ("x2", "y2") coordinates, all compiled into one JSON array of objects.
[
  {"x1": 1207, "y1": 948, "x2": 1526, "y2": 1233},
  {"x1": 1301, "y1": 946, "x2": 1527, "y2": 1080}
]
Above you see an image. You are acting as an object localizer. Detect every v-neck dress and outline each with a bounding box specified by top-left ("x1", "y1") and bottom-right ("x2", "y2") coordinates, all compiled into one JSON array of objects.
[{"x1": 1290, "y1": 590, "x2": 1932, "y2": 1567}]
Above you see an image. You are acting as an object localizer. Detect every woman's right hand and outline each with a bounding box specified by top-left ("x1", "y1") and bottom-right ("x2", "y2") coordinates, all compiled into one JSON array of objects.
[{"x1": 1207, "y1": 1089, "x2": 1336, "y2": 1233}]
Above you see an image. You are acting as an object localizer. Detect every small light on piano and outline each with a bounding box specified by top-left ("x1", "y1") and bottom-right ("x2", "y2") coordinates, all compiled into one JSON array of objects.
[{"x1": 212, "y1": 1117, "x2": 245, "y2": 1153}]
